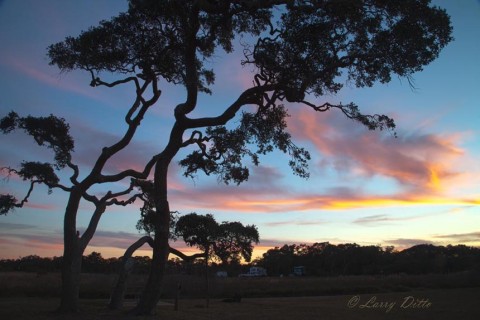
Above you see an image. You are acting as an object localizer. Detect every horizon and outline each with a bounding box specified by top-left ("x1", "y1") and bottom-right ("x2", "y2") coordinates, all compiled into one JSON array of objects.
[
  {"x1": 2, "y1": 241, "x2": 477, "y2": 262},
  {"x1": 0, "y1": 1, "x2": 479, "y2": 261}
]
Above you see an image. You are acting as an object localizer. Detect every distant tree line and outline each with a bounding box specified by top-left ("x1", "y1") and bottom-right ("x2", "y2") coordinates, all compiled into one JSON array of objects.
[
  {"x1": 0, "y1": 251, "x2": 236, "y2": 275},
  {"x1": 255, "y1": 243, "x2": 480, "y2": 276},
  {"x1": 1, "y1": 243, "x2": 479, "y2": 277}
]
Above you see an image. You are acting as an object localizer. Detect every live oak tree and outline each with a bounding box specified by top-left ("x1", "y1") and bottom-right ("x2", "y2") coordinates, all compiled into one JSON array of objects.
[
  {"x1": 110, "y1": 184, "x2": 259, "y2": 310},
  {"x1": 175, "y1": 213, "x2": 260, "y2": 265},
  {"x1": 1, "y1": 0, "x2": 452, "y2": 315},
  {"x1": 175, "y1": 212, "x2": 259, "y2": 308},
  {"x1": 0, "y1": 112, "x2": 154, "y2": 312}
]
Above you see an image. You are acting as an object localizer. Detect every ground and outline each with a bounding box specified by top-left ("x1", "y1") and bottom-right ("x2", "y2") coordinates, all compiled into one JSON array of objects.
[
  {"x1": 1, "y1": 272, "x2": 479, "y2": 319},
  {"x1": 0, "y1": 287, "x2": 478, "y2": 320}
]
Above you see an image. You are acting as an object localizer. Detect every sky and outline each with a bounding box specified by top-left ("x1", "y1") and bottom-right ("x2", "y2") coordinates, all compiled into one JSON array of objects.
[{"x1": 0, "y1": 0, "x2": 479, "y2": 260}]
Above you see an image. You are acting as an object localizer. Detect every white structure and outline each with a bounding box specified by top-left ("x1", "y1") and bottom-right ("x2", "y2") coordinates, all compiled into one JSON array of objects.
[
  {"x1": 239, "y1": 266, "x2": 267, "y2": 277},
  {"x1": 216, "y1": 271, "x2": 228, "y2": 278}
]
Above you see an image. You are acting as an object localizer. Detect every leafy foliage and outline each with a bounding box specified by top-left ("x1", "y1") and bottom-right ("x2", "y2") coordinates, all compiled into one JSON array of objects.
[
  {"x1": 3, "y1": 0, "x2": 453, "y2": 313},
  {"x1": 17, "y1": 162, "x2": 59, "y2": 186},
  {"x1": 175, "y1": 213, "x2": 259, "y2": 263},
  {"x1": 175, "y1": 213, "x2": 220, "y2": 252},
  {"x1": 0, "y1": 112, "x2": 74, "y2": 169},
  {"x1": 46, "y1": 0, "x2": 452, "y2": 189},
  {"x1": 258, "y1": 242, "x2": 480, "y2": 276},
  {"x1": 248, "y1": 0, "x2": 453, "y2": 97},
  {"x1": 133, "y1": 180, "x2": 178, "y2": 239},
  {"x1": 215, "y1": 221, "x2": 259, "y2": 263},
  {"x1": 48, "y1": 0, "x2": 271, "y2": 94},
  {"x1": 180, "y1": 105, "x2": 311, "y2": 184},
  {"x1": 0, "y1": 194, "x2": 17, "y2": 215}
]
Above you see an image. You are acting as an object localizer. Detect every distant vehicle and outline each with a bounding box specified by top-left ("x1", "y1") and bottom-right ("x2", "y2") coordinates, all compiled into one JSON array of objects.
[
  {"x1": 293, "y1": 266, "x2": 306, "y2": 276},
  {"x1": 239, "y1": 266, "x2": 267, "y2": 277},
  {"x1": 216, "y1": 271, "x2": 228, "y2": 278}
]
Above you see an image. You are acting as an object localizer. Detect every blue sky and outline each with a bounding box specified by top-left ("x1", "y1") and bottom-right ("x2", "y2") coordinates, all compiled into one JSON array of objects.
[{"x1": 0, "y1": 0, "x2": 479, "y2": 259}]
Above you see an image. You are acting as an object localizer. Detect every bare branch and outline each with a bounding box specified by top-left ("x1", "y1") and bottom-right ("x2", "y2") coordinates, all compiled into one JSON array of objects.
[
  {"x1": 302, "y1": 101, "x2": 397, "y2": 135},
  {"x1": 79, "y1": 203, "x2": 106, "y2": 250},
  {"x1": 169, "y1": 246, "x2": 206, "y2": 261},
  {"x1": 182, "y1": 84, "x2": 276, "y2": 129},
  {"x1": 98, "y1": 154, "x2": 160, "y2": 184},
  {"x1": 66, "y1": 160, "x2": 80, "y2": 185},
  {"x1": 89, "y1": 70, "x2": 141, "y2": 91}
]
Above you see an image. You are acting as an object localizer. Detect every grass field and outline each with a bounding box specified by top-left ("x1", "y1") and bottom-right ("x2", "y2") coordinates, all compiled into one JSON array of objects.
[
  {"x1": 0, "y1": 271, "x2": 479, "y2": 319},
  {"x1": 0, "y1": 287, "x2": 478, "y2": 320}
]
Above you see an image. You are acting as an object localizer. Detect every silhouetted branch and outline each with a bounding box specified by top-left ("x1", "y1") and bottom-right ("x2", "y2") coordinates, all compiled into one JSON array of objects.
[
  {"x1": 89, "y1": 70, "x2": 140, "y2": 91},
  {"x1": 302, "y1": 101, "x2": 397, "y2": 135},
  {"x1": 79, "y1": 203, "x2": 106, "y2": 250},
  {"x1": 99, "y1": 154, "x2": 160, "y2": 184},
  {"x1": 183, "y1": 84, "x2": 276, "y2": 129},
  {"x1": 66, "y1": 160, "x2": 80, "y2": 185},
  {"x1": 169, "y1": 246, "x2": 206, "y2": 261}
]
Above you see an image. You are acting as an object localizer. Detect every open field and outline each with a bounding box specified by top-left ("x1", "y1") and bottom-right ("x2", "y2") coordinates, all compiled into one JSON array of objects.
[
  {"x1": 0, "y1": 271, "x2": 479, "y2": 319},
  {"x1": 0, "y1": 287, "x2": 478, "y2": 320},
  {"x1": 2, "y1": 270, "x2": 479, "y2": 299}
]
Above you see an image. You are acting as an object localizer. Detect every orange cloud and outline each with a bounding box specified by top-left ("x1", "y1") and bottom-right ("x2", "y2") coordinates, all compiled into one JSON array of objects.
[{"x1": 287, "y1": 107, "x2": 467, "y2": 192}]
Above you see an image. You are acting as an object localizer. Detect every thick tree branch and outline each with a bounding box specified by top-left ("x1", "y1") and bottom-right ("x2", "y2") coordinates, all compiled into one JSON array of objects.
[
  {"x1": 87, "y1": 80, "x2": 161, "y2": 185},
  {"x1": 66, "y1": 160, "x2": 80, "y2": 186},
  {"x1": 89, "y1": 71, "x2": 141, "y2": 91},
  {"x1": 183, "y1": 84, "x2": 275, "y2": 129},
  {"x1": 169, "y1": 246, "x2": 206, "y2": 261},
  {"x1": 79, "y1": 203, "x2": 106, "y2": 251},
  {"x1": 174, "y1": 6, "x2": 200, "y2": 118},
  {"x1": 98, "y1": 154, "x2": 160, "y2": 184}
]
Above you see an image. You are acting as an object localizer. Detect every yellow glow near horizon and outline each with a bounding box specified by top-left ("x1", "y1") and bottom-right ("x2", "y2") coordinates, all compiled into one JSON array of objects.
[{"x1": 223, "y1": 196, "x2": 480, "y2": 212}]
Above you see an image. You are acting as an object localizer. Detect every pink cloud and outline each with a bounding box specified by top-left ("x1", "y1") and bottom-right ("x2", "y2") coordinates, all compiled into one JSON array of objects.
[
  {"x1": 3, "y1": 56, "x2": 102, "y2": 101},
  {"x1": 24, "y1": 202, "x2": 58, "y2": 211},
  {"x1": 287, "y1": 107, "x2": 465, "y2": 194}
]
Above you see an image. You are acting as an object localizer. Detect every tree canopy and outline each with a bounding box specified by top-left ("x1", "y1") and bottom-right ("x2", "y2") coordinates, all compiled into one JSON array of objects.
[
  {"x1": 175, "y1": 213, "x2": 260, "y2": 263},
  {"x1": 47, "y1": 0, "x2": 452, "y2": 186},
  {"x1": 2, "y1": 0, "x2": 453, "y2": 315}
]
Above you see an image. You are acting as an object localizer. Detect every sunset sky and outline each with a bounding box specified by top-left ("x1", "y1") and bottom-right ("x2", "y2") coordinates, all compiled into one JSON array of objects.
[{"x1": 0, "y1": 0, "x2": 479, "y2": 260}]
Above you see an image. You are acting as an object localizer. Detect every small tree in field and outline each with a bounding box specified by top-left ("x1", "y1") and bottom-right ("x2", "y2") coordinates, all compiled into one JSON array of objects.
[
  {"x1": 174, "y1": 212, "x2": 259, "y2": 308},
  {"x1": 1, "y1": 0, "x2": 452, "y2": 315},
  {"x1": 175, "y1": 213, "x2": 259, "y2": 265}
]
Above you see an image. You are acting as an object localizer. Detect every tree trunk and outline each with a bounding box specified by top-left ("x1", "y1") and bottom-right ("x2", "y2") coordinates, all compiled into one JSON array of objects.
[
  {"x1": 109, "y1": 236, "x2": 153, "y2": 310},
  {"x1": 132, "y1": 204, "x2": 170, "y2": 314},
  {"x1": 57, "y1": 189, "x2": 106, "y2": 313},
  {"x1": 132, "y1": 159, "x2": 172, "y2": 315},
  {"x1": 59, "y1": 248, "x2": 83, "y2": 312},
  {"x1": 58, "y1": 191, "x2": 83, "y2": 313}
]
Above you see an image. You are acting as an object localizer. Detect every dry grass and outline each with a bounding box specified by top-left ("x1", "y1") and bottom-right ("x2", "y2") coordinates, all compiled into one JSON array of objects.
[
  {"x1": 0, "y1": 287, "x2": 478, "y2": 320},
  {"x1": 1, "y1": 271, "x2": 479, "y2": 319}
]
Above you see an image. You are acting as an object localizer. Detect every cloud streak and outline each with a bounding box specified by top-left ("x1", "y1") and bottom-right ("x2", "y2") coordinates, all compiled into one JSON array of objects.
[{"x1": 288, "y1": 107, "x2": 464, "y2": 193}]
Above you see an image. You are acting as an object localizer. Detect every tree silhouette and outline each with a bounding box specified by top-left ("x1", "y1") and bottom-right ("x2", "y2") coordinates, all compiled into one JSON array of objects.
[
  {"x1": 175, "y1": 212, "x2": 259, "y2": 308},
  {"x1": 1, "y1": 0, "x2": 452, "y2": 315},
  {"x1": 110, "y1": 182, "x2": 259, "y2": 310},
  {"x1": 175, "y1": 213, "x2": 259, "y2": 264},
  {"x1": 0, "y1": 111, "x2": 152, "y2": 312}
]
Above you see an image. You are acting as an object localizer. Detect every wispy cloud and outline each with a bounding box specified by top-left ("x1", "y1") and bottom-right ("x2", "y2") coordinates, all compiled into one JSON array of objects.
[
  {"x1": 0, "y1": 222, "x2": 34, "y2": 231},
  {"x1": 264, "y1": 219, "x2": 327, "y2": 227},
  {"x1": 383, "y1": 238, "x2": 434, "y2": 249},
  {"x1": 2, "y1": 56, "x2": 102, "y2": 102},
  {"x1": 288, "y1": 107, "x2": 465, "y2": 193},
  {"x1": 433, "y1": 232, "x2": 480, "y2": 243},
  {"x1": 157, "y1": 103, "x2": 480, "y2": 215}
]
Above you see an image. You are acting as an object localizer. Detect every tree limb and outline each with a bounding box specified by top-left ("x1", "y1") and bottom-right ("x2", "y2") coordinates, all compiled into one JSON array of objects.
[{"x1": 169, "y1": 246, "x2": 206, "y2": 261}]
